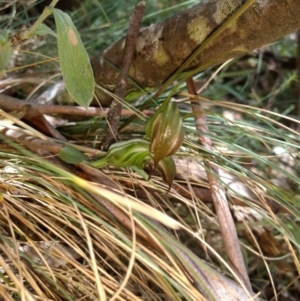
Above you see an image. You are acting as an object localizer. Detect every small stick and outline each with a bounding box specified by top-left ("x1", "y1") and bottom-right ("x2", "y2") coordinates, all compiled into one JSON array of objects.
[
  {"x1": 186, "y1": 77, "x2": 254, "y2": 294},
  {"x1": 101, "y1": 1, "x2": 146, "y2": 150},
  {"x1": 0, "y1": 94, "x2": 107, "y2": 118},
  {"x1": 29, "y1": 114, "x2": 67, "y2": 141},
  {"x1": 3, "y1": 127, "x2": 102, "y2": 158},
  {"x1": 0, "y1": 94, "x2": 153, "y2": 118}
]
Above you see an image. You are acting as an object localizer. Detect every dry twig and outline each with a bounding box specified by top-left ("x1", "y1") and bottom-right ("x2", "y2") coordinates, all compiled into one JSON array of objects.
[
  {"x1": 0, "y1": 94, "x2": 108, "y2": 118},
  {"x1": 101, "y1": 1, "x2": 146, "y2": 150}
]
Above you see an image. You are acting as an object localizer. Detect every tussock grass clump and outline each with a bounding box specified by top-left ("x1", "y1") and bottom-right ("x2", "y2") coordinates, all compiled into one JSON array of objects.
[{"x1": 0, "y1": 1, "x2": 299, "y2": 300}]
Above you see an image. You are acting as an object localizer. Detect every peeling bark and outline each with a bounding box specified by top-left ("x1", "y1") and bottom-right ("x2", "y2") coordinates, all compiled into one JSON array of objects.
[{"x1": 91, "y1": 0, "x2": 300, "y2": 105}]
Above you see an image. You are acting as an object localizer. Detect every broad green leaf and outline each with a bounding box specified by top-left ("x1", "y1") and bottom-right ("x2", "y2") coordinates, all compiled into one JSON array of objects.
[
  {"x1": 52, "y1": 8, "x2": 94, "y2": 108},
  {"x1": 89, "y1": 139, "x2": 151, "y2": 169},
  {"x1": 88, "y1": 138, "x2": 176, "y2": 193},
  {"x1": 59, "y1": 145, "x2": 86, "y2": 164}
]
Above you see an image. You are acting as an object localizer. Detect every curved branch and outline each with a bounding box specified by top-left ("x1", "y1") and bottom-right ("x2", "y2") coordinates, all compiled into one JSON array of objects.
[{"x1": 91, "y1": 0, "x2": 300, "y2": 105}]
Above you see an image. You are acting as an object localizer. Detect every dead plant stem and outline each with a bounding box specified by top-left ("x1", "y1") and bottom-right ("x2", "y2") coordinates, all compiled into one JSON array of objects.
[
  {"x1": 186, "y1": 77, "x2": 253, "y2": 293},
  {"x1": 0, "y1": 94, "x2": 107, "y2": 118},
  {"x1": 102, "y1": 1, "x2": 146, "y2": 150}
]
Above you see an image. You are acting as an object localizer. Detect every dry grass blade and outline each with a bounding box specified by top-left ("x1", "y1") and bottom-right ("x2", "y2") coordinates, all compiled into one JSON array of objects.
[
  {"x1": 0, "y1": 146, "x2": 207, "y2": 300},
  {"x1": 186, "y1": 77, "x2": 253, "y2": 294}
]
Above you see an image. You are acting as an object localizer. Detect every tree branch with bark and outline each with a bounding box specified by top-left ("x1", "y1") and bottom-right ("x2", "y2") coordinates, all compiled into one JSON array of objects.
[{"x1": 91, "y1": 0, "x2": 300, "y2": 105}]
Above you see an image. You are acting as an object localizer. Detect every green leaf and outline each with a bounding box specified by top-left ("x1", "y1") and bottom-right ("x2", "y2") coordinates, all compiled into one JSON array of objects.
[
  {"x1": 0, "y1": 31, "x2": 9, "y2": 45},
  {"x1": 156, "y1": 156, "x2": 176, "y2": 191},
  {"x1": 52, "y1": 8, "x2": 95, "y2": 108},
  {"x1": 0, "y1": 31, "x2": 11, "y2": 72},
  {"x1": 58, "y1": 145, "x2": 86, "y2": 164},
  {"x1": 89, "y1": 139, "x2": 151, "y2": 169},
  {"x1": 30, "y1": 23, "x2": 57, "y2": 38}
]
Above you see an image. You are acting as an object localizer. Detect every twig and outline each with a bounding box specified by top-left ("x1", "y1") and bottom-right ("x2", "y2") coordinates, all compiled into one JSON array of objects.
[
  {"x1": 186, "y1": 77, "x2": 254, "y2": 294},
  {"x1": 0, "y1": 94, "x2": 108, "y2": 118},
  {"x1": 3, "y1": 127, "x2": 102, "y2": 158},
  {"x1": 0, "y1": 94, "x2": 153, "y2": 119},
  {"x1": 101, "y1": 1, "x2": 146, "y2": 150},
  {"x1": 28, "y1": 114, "x2": 67, "y2": 141},
  {"x1": 294, "y1": 29, "x2": 300, "y2": 131}
]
